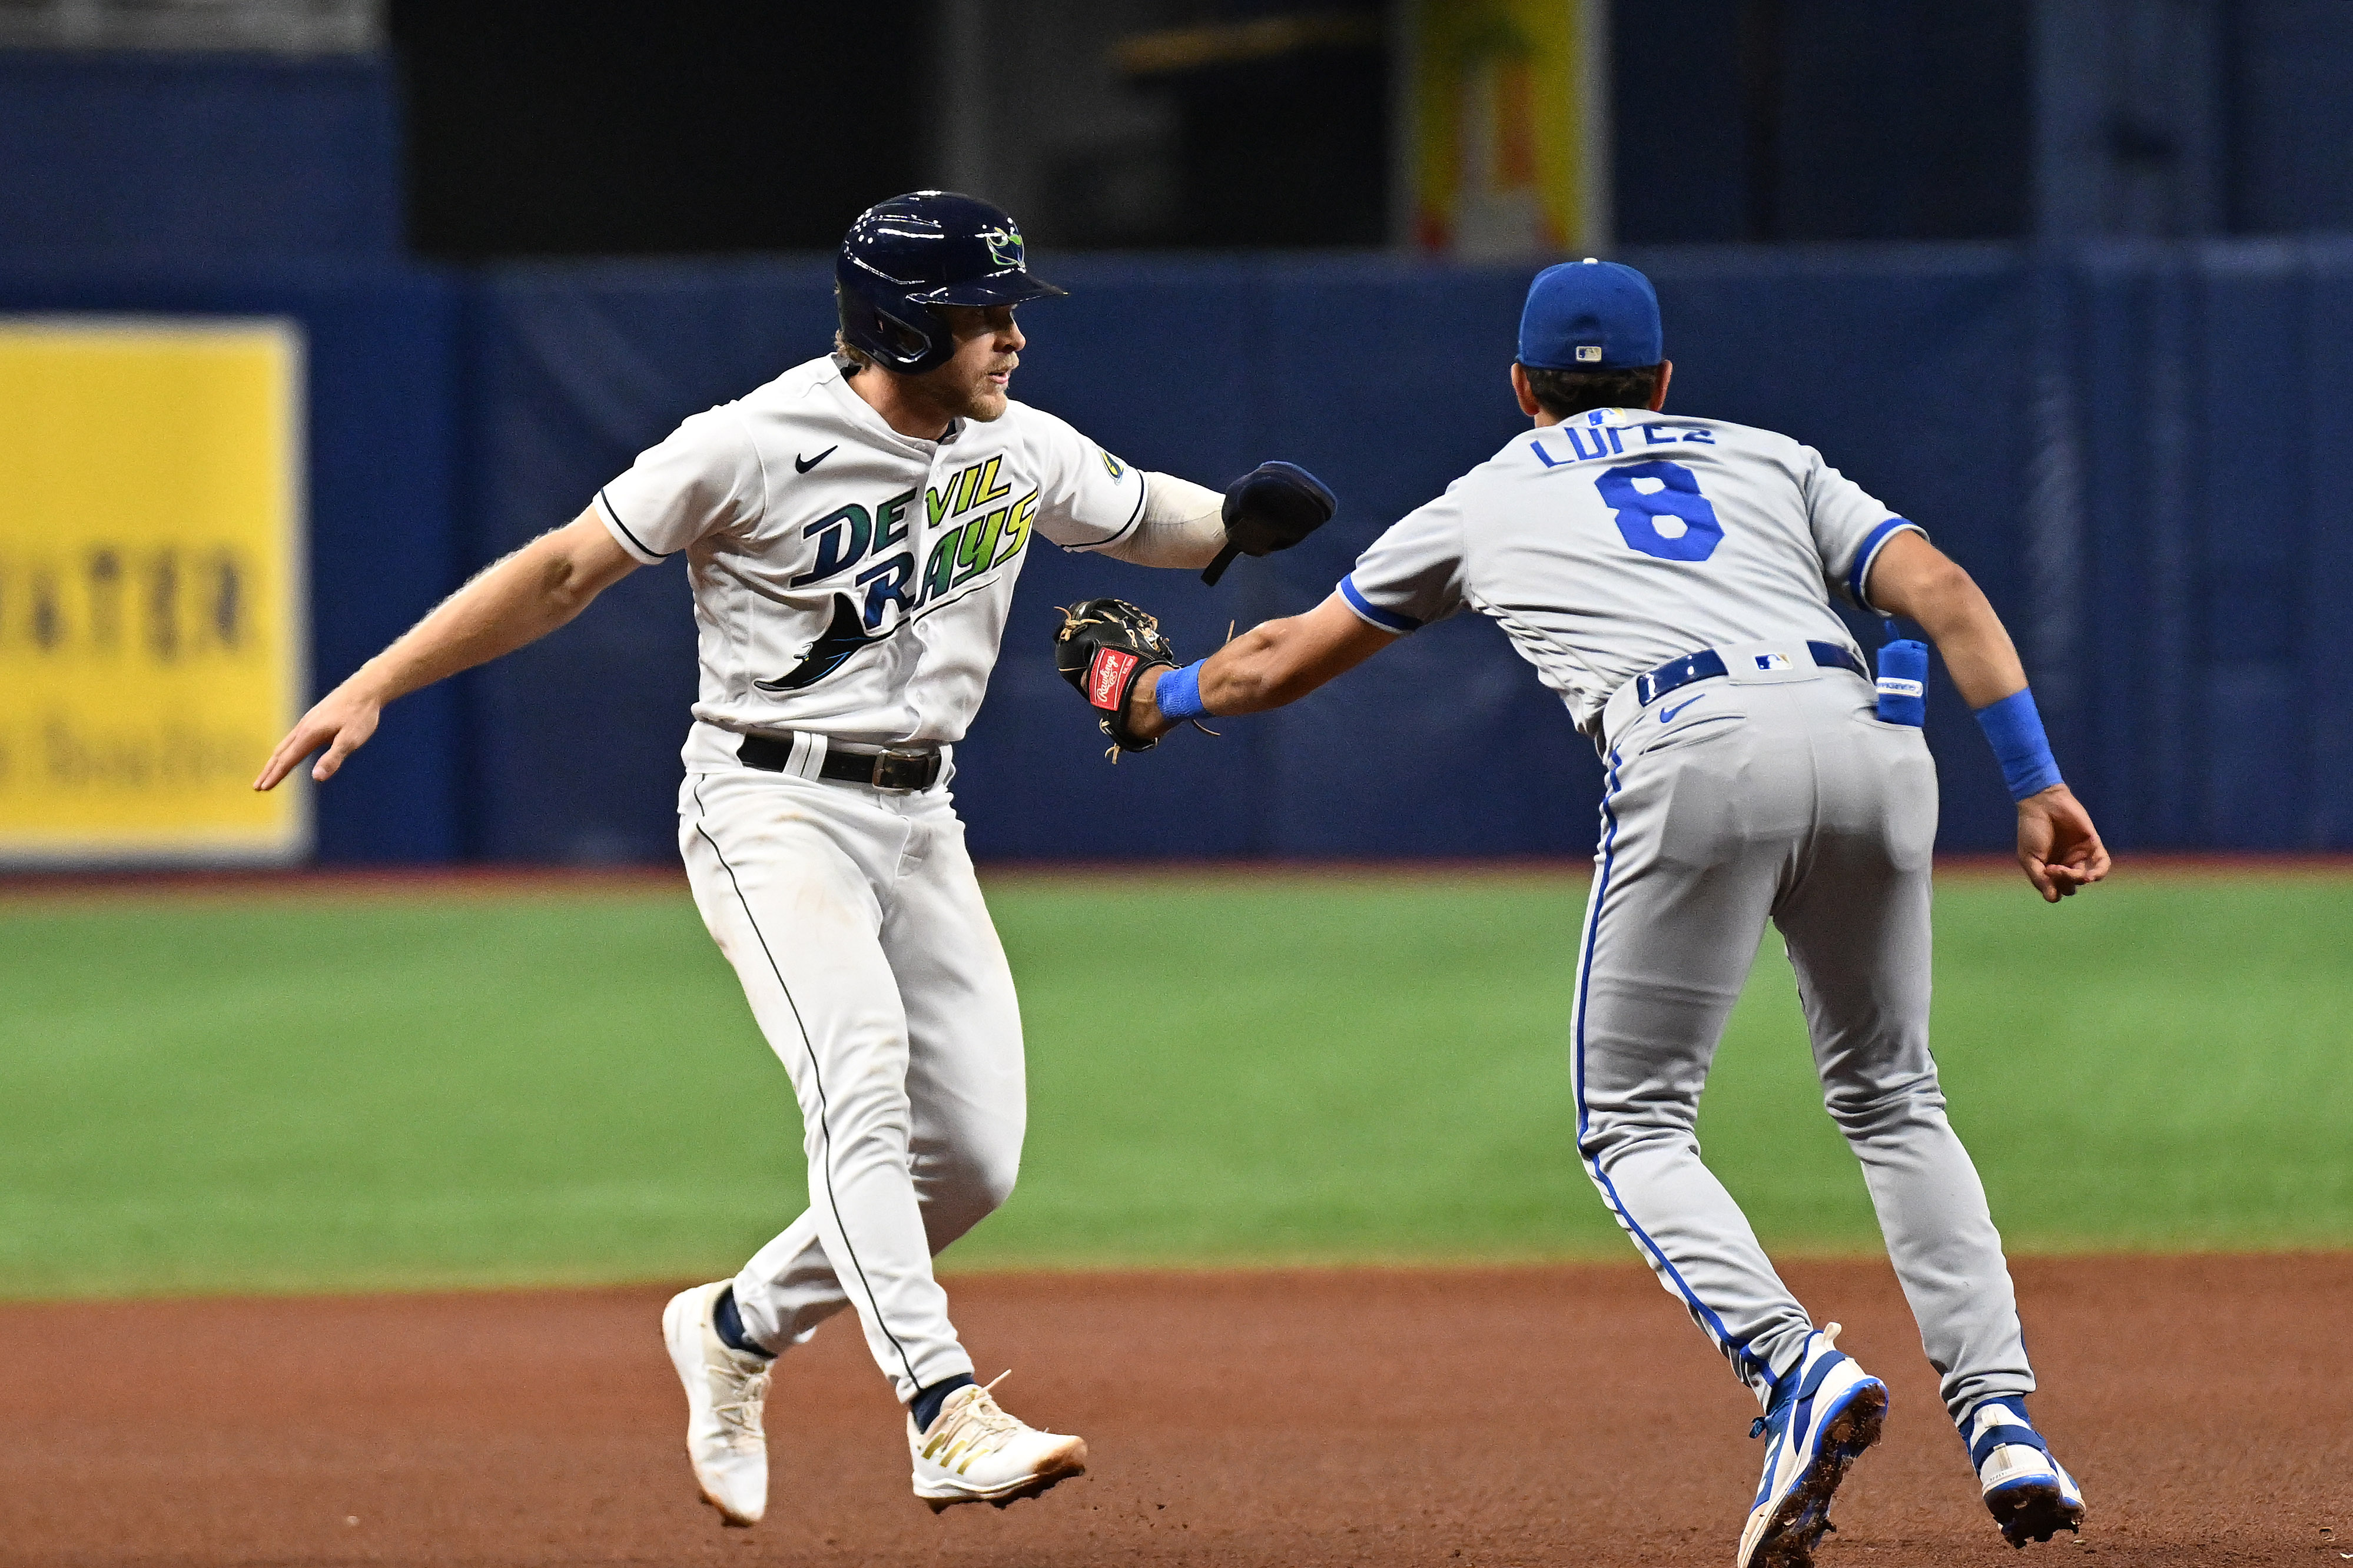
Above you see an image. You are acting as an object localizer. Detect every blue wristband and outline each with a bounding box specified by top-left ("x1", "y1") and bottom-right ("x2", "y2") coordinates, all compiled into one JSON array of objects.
[
  {"x1": 1155, "y1": 660, "x2": 1209, "y2": 722},
  {"x1": 1874, "y1": 638, "x2": 1929, "y2": 726},
  {"x1": 1973, "y1": 688, "x2": 2063, "y2": 802}
]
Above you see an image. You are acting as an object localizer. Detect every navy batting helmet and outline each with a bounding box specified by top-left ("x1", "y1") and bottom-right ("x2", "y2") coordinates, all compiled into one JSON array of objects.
[{"x1": 836, "y1": 191, "x2": 1064, "y2": 374}]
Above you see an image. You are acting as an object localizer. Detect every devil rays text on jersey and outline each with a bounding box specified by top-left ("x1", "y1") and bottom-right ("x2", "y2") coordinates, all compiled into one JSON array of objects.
[
  {"x1": 748, "y1": 452, "x2": 1053, "y2": 693},
  {"x1": 593, "y1": 353, "x2": 1143, "y2": 756}
]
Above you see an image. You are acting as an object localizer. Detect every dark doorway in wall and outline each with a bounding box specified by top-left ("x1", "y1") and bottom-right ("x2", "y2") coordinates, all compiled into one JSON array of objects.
[
  {"x1": 391, "y1": 0, "x2": 924, "y2": 258},
  {"x1": 1612, "y1": 0, "x2": 2031, "y2": 245},
  {"x1": 1109, "y1": 3, "x2": 1390, "y2": 247}
]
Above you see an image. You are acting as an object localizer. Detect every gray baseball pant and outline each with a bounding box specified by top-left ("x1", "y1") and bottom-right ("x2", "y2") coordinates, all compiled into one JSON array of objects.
[{"x1": 1573, "y1": 652, "x2": 2033, "y2": 1420}]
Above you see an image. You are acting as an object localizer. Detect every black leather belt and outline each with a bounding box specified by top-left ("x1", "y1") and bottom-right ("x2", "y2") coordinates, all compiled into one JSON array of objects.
[
  {"x1": 736, "y1": 733, "x2": 942, "y2": 792},
  {"x1": 1634, "y1": 640, "x2": 1869, "y2": 708}
]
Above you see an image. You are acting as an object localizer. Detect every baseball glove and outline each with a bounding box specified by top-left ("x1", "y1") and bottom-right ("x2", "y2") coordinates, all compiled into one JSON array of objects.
[
  {"x1": 1054, "y1": 597, "x2": 1180, "y2": 754},
  {"x1": 1202, "y1": 461, "x2": 1337, "y2": 584}
]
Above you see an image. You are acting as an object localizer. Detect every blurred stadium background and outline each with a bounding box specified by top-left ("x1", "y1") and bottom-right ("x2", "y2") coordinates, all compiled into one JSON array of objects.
[{"x1": 1, "y1": 0, "x2": 2348, "y2": 1301}]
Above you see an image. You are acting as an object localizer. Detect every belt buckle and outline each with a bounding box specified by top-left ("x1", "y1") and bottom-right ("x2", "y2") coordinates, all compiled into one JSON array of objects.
[{"x1": 870, "y1": 749, "x2": 930, "y2": 792}]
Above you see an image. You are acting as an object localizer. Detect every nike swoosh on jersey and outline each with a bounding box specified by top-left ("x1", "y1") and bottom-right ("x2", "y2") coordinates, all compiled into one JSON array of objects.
[
  {"x1": 752, "y1": 593, "x2": 888, "y2": 692},
  {"x1": 794, "y1": 446, "x2": 838, "y2": 474},
  {"x1": 1658, "y1": 696, "x2": 1704, "y2": 724}
]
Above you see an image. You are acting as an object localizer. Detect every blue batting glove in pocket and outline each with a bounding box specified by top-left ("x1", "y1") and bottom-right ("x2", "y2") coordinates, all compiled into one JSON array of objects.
[{"x1": 1876, "y1": 638, "x2": 1929, "y2": 726}]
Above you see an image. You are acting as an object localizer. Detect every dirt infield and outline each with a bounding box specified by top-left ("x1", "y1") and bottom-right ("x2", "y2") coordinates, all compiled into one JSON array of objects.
[{"x1": 2, "y1": 1256, "x2": 2344, "y2": 1567}]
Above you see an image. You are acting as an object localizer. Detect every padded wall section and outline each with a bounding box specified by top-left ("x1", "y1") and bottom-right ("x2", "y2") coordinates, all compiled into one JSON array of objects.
[
  {"x1": 2059, "y1": 238, "x2": 2353, "y2": 848},
  {"x1": 464, "y1": 262, "x2": 839, "y2": 862},
  {"x1": 0, "y1": 53, "x2": 401, "y2": 263},
  {"x1": 463, "y1": 251, "x2": 2046, "y2": 863}
]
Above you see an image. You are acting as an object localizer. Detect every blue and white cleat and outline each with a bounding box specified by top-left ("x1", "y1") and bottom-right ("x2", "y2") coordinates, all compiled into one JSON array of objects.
[
  {"x1": 1963, "y1": 1397, "x2": 2086, "y2": 1548},
  {"x1": 1735, "y1": 1323, "x2": 1889, "y2": 1568}
]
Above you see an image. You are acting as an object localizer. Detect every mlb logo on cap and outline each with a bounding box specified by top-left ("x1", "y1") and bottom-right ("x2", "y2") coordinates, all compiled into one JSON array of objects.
[{"x1": 1519, "y1": 258, "x2": 1664, "y2": 371}]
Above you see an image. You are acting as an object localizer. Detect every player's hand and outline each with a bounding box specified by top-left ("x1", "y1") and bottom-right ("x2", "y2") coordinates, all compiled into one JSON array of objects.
[
  {"x1": 2015, "y1": 783, "x2": 2110, "y2": 902},
  {"x1": 1121, "y1": 662, "x2": 1178, "y2": 745},
  {"x1": 254, "y1": 681, "x2": 383, "y2": 790},
  {"x1": 1202, "y1": 461, "x2": 1337, "y2": 584}
]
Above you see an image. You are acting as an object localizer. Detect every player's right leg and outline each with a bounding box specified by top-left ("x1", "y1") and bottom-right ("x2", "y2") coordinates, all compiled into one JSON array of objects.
[
  {"x1": 667, "y1": 766, "x2": 980, "y2": 1522},
  {"x1": 880, "y1": 788, "x2": 1027, "y2": 1263},
  {"x1": 1774, "y1": 702, "x2": 2084, "y2": 1548}
]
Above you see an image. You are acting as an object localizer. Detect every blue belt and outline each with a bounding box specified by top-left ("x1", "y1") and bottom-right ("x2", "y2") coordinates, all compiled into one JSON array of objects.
[{"x1": 1632, "y1": 641, "x2": 1869, "y2": 709}]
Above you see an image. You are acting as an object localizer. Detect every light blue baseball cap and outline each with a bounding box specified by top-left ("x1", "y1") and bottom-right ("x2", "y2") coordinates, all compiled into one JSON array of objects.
[{"x1": 1517, "y1": 258, "x2": 1663, "y2": 370}]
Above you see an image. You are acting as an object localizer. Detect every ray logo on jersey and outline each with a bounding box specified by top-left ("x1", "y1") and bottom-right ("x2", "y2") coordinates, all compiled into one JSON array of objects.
[{"x1": 755, "y1": 454, "x2": 1043, "y2": 692}]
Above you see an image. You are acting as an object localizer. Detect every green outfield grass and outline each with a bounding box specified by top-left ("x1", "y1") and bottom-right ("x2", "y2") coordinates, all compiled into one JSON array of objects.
[{"x1": 0, "y1": 868, "x2": 2346, "y2": 1298}]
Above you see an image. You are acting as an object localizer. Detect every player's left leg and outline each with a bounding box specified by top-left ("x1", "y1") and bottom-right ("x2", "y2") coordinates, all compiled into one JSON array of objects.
[
  {"x1": 877, "y1": 785, "x2": 1086, "y2": 1510},
  {"x1": 1771, "y1": 716, "x2": 2032, "y2": 1420},
  {"x1": 1774, "y1": 709, "x2": 2083, "y2": 1546},
  {"x1": 1574, "y1": 716, "x2": 1832, "y2": 1401}
]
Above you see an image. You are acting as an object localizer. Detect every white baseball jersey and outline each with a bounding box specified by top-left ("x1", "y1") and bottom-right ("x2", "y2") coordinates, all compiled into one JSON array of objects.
[
  {"x1": 593, "y1": 353, "x2": 1147, "y2": 763},
  {"x1": 1339, "y1": 406, "x2": 1923, "y2": 734}
]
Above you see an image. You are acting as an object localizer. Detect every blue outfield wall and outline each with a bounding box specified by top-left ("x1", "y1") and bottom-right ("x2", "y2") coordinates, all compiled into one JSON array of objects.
[
  {"x1": 2057, "y1": 241, "x2": 2353, "y2": 850},
  {"x1": 5, "y1": 242, "x2": 2347, "y2": 861},
  {"x1": 464, "y1": 249, "x2": 2041, "y2": 863}
]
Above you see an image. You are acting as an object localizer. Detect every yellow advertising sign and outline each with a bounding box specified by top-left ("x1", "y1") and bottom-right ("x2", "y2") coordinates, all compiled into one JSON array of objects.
[
  {"x1": 1408, "y1": 0, "x2": 1608, "y2": 258},
  {"x1": 0, "y1": 319, "x2": 307, "y2": 865}
]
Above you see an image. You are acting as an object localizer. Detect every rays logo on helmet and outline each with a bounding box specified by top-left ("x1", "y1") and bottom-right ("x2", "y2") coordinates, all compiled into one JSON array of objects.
[
  {"x1": 980, "y1": 226, "x2": 1024, "y2": 269},
  {"x1": 837, "y1": 194, "x2": 1063, "y2": 373}
]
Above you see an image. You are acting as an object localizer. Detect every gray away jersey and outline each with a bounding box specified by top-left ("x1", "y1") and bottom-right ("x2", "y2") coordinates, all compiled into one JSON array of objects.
[
  {"x1": 1340, "y1": 406, "x2": 1923, "y2": 735},
  {"x1": 594, "y1": 354, "x2": 1146, "y2": 762}
]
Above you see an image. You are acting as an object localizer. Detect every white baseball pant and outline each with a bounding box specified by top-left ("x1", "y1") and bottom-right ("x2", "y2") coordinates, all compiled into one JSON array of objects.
[{"x1": 678, "y1": 756, "x2": 1025, "y2": 1403}]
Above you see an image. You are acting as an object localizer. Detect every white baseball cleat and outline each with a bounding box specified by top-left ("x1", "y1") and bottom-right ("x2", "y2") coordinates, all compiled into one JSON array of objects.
[
  {"x1": 1736, "y1": 1323, "x2": 1889, "y2": 1568},
  {"x1": 908, "y1": 1374, "x2": 1087, "y2": 1512},
  {"x1": 1963, "y1": 1397, "x2": 2086, "y2": 1547},
  {"x1": 661, "y1": 1281, "x2": 773, "y2": 1527}
]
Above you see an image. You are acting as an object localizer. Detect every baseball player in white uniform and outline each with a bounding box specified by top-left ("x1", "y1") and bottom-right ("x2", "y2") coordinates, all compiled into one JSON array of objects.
[
  {"x1": 254, "y1": 191, "x2": 1333, "y2": 1530},
  {"x1": 1057, "y1": 260, "x2": 2110, "y2": 1567}
]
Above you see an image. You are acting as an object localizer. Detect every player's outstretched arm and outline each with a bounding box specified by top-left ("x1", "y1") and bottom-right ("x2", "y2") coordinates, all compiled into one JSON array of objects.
[
  {"x1": 254, "y1": 513, "x2": 640, "y2": 791},
  {"x1": 1865, "y1": 530, "x2": 2110, "y2": 902},
  {"x1": 1123, "y1": 593, "x2": 1395, "y2": 742}
]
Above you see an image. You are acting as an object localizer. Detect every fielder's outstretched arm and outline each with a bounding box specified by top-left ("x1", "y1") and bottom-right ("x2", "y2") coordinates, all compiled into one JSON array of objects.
[
  {"x1": 1864, "y1": 530, "x2": 2112, "y2": 902},
  {"x1": 254, "y1": 513, "x2": 639, "y2": 790},
  {"x1": 1120, "y1": 593, "x2": 1396, "y2": 743}
]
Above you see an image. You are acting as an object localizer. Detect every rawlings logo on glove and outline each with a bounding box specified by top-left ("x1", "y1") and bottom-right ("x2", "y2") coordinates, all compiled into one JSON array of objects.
[
  {"x1": 1085, "y1": 647, "x2": 1140, "y2": 711},
  {"x1": 1054, "y1": 599, "x2": 1181, "y2": 755}
]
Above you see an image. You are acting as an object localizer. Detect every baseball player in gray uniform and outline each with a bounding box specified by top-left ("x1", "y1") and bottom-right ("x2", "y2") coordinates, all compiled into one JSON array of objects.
[
  {"x1": 1058, "y1": 261, "x2": 2109, "y2": 1567},
  {"x1": 254, "y1": 192, "x2": 1331, "y2": 1531}
]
